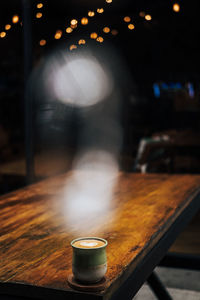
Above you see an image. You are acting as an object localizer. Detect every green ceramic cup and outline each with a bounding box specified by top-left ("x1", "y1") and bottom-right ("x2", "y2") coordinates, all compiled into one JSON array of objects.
[{"x1": 71, "y1": 237, "x2": 108, "y2": 283}]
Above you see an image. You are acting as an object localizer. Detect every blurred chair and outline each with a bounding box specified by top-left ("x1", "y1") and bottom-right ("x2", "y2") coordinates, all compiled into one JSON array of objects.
[
  {"x1": 133, "y1": 135, "x2": 173, "y2": 173},
  {"x1": 133, "y1": 129, "x2": 200, "y2": 174}
]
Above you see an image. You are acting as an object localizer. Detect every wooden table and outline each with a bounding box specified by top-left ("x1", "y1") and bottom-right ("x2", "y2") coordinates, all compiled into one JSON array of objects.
[{"x1": 0, "y1": 172, "x2": 200, "y2": 300}]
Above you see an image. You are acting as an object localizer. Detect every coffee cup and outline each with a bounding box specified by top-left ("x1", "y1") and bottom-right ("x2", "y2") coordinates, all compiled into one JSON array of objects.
[{"x1": 71, "y1": 237, "x2": 108, "y2": 283}]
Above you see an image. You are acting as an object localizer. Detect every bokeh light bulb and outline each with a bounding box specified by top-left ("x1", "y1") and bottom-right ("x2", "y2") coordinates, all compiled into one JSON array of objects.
[
  {"x1": 103, "y1": 27, "x2": 110, "y2": 33},
  {"x1": 90, "y1": 32, "x2": 98, "y2": 39},
  {"x1": 66, "y1": 27, "x2": 73, "y2": 33},
  {"x1": 5, "y1": 24, "x2": 11, "y2": 30},
  {"x1": 37, "y1": 3, "x2": 43, "y2": 9},
  {"x1": 96, "y1": 36, "x2": 104, "y2": 43},
  {"x1": 139, "y1": 11, "x2": 145, "y2": 17},
  {"x1": 36, "y1": 12, "x2": 42, "y2": 18},
  {"x1": 111, "y1": 29, "x2": 118, "y2": 35},
  {"x1": 173, "y1": 3, "x2": 180, "y2": 12},
  {"x1": 81, "y1": 17, "x2": 89, "y2": 25},
  {"x1": 71, "y1": 19, "x2": 78, "y2": 26},
  {"x1": 97, "y1": 8, "x2": 104, "y2": 13},
  {"x1": 128, "y1": 24, "x2": 135, "y2": 30},
  {"x1": 88, "y1": 11, "x2": 95, "y2": 17},
  {"x1": 124, "y1": 16, "x2": 131, "y2": 22},
  {"x1": 78, "y1": 39, "x2": 86, "y2": 45},
  {"x1": 39, "y1": 39, "x2": 46, "y2": 46},
  {"x1": 54, "y1": 30, "x2": 62, "y2": 39},
  {"x1": 69, "y1": 45, "x2": 77, "y2": 51},
  {"x1": 12, "y1": 15, "x2": 19, "y2": 23},
  {"x1": 145, "y1": 14, "x2": 152, "y2": 21},
  {"x1": 0, "y1": 32, "x2": 6, "y2": 38}
]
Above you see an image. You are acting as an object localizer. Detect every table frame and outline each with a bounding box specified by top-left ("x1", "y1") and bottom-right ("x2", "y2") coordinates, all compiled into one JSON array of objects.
[
  {"x1": 110, "y1": 189, "x2": 200, "y2": 300},
  {"x1": 0, "y1": 180, "x2": 200, "y2": 300}
]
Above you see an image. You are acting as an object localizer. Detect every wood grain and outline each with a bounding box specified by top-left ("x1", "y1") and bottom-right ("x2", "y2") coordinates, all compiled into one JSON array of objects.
[{"x1": 0, "y1": 172, "x2": 200, "y2": 299}]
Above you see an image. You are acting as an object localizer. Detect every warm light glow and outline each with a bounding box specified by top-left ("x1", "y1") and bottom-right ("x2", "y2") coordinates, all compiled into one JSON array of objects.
[
  {"x1": 106, "y1": 0, "x2": 112, "y2": 3},
  {"x1": 70, "y1": 24, "x2": 77, "y2": 29},
  {"x1": 69, "y1": 44, "x2": 77, "y2": 51},
  {"x1": 54, "y1": 30, "x2": 62, "y2": 39},
  {"x1": 96, "y1": 36, "x2": 104, "y2": 43},
  {"x1": 37, "y1": 3, "x2": 43, "y2": 9},
  {"x1": 39, "y1": 39, "x2": 46, "y2": 46},
  {"x1": 173, "y1": 3, "x2": 180, "y2": 12},
  {"x1": 88, "y1": 11, "x2": 95, "y2": 17},
  {"x1": 103, "y1": 27, "x2": 110, "y2": 33},
  {"x1": 0, "y1": 32, "x2": 6, "y2": 38},
  {"x1": 5, "y1": 24, "x2": 11, "y2": 30},
  {"x1": 97, "y1": 8, "x2": 104, "y2": 13},
  {"x1": 139, "y1": 11, "x2": 145, "y2": 17},
  {"x1": 66, "y1": 27, "x2": 73, "y2": 33},
  {"x1": 78, "y1": 39, "x2": 86, "y2": 45},
  {"x1": 128, "y1": 24, "x2": 135, "y2": 30},
  {"x1": 71, "y1": 19, "x2": 78, "y2": 26},
  {"x1": 124, "y1": 16, "x2": 131, "y2": 22},
  {"x1": 111, "y1": 29, "x2": 118, "y2": 35},
  {"x1": 36, "y1": 12, "x2": 42, "y2": 18},
  {"x1": 12, "y1": 15, "x2": 19, "y2": 23},
  {"x1": 90, "y1": 32, "x2": 98, "y2": 39},
  {"x1": 145, "y1": 14, "x2": 152, "y2": 21},
  {"x1": 81, "y1": 17, "x2": 88, "y2": 25}
]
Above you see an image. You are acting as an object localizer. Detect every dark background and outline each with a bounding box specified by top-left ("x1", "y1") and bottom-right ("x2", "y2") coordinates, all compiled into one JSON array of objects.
[{"x1": 1, "y1": 0, "x2": 200, "y2": 194}]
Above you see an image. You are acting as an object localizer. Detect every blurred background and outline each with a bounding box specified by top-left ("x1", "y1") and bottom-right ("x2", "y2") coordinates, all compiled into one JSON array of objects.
[{"x1": 1, "y1": 0, "x2": 200, "y2": 194}]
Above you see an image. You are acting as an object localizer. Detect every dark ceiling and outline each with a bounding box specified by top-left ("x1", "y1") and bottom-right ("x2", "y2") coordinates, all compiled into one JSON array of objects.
[{"x1": 0, "y1": 0, "x2": 200, "y2": 82}]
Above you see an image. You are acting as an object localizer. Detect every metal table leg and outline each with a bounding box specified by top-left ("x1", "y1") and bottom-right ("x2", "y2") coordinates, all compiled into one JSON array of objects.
[{"x1": 147, "y1": 271, "x2": 173, "y2": 300}]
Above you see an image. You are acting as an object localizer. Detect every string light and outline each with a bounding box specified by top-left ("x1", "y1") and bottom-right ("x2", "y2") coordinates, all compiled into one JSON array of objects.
[
  {"x1": 78, "y1": 39, "x2": 86, "y2": 45},
  {"x1": 5, "y1": 24, "x2": 11, "y2": 30},
  {"x1": 97, "y1": 8, "x2": 104, "y2": 13},
  {"x1": 69, "y1": 44, "x2": 77, "y2": 51},
  {"x1": 111, "y1": 29, "x2": 118, "y2": 35},
  {"x1": 37, "y1": 3, "x2": 43, "y2": 9},
  {"x1": 124, "y1": 16, "x2": 131, "y2": 22},
  {"x1": 90, "y1": 32, "x2": 98, "y2": 39},
  {"x1": 0, "y1": 32, "x2": 6, "y2": 38},
  {"x1": 139, "y1": 11, "x2": 145, "y2": 17},
  {"x1": 71, "y1": 19, "x2": 78, "y2": 26},
  {"x1": 12, "y1": 15, "x2": 19, "y2": 23},
  {"x1": 103, "y1": 27, "x2": 110, "y2": 33},
  {"x1": 96, "y1": 36, "x2": 104, "y2": 43},
  {"x1": 81, "y1": 17, "x2": 88, "y2": 25},
  {"x1": 39, "y1": 39, "x2": 46, "y2": 46},
  {"x1": 173, "y1": 3, "x2": 180, "y2": 12},
  {"x1": 88, "y1": 11, "x2": 95, "y2": 17},
  {"x1": 1, "y1": 1, "x2": 175, "y2": 47},
  {"x1": 70, "y1": 24, "x2": 77, "y2": 29},
  {"x1": 54, "y1": 30, "x2": 62, "y2": 39},
  {"x1": 36, "y1": 12, "x2": 42, "y2": 18},
  {"x1": 145, "y1": 14, "x2": 152, "y2": 21},
  {"x1": 66, "y1": 27, "x2": 73, "y2": 33},
  {"x1": 128, "y1": 24, "x2": 135, "y2": 30}
]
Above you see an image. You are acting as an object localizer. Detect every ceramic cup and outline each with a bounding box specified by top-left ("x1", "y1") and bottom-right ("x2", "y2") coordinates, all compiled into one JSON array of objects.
[{"x1": 71, "y1": 237, "x2": 108, "y2": 283}]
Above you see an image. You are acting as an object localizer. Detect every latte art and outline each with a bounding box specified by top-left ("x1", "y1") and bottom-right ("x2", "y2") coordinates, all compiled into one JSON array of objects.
[
  {"x1": 73, "y1": 239, "x2": 105, "y2": 249},
  {"x1": 80, "y1": 241, "x2": 98, "y2": 247}
]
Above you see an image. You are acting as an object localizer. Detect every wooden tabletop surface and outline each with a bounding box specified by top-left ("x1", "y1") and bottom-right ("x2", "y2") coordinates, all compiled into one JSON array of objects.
[{"x1": 0, "y1": 172, "x2": 200, "y2": 299}]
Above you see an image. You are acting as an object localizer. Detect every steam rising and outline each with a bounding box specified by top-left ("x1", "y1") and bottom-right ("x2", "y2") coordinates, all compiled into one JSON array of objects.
[
  {"x1": 62, "y1": 150, "x2": 118, "y2": 231},
  {"x1": 30, "y1": 43, "x2": 125, "y2": 234}
]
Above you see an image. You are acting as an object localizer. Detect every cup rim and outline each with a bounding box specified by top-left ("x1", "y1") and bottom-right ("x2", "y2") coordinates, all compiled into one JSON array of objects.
[{"x1": 71, "y1": 237, "x2": 108, "y2": 249}]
